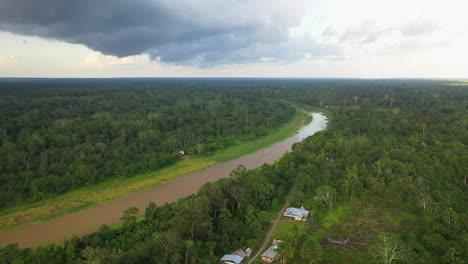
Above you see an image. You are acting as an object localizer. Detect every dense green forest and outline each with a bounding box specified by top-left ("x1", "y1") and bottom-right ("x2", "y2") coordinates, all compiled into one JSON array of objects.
[
  {"x1": 0, "y1": 79, "x2": 294, "y2": 207},
  {"x1": 0, "y1": 79, "x2": 466, "y2": 263}
]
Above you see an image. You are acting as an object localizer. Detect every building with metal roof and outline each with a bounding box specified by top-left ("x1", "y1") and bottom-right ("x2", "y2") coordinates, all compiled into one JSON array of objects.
[
  {"x1": 220, "y1": 254, "x2": 244, "y2": 264},
  {"x1": 283, "y1": 206, "x2": 310, "y2": 221},
  {"x1": 260, "y1": 245, "x2": 279, "y2": 263}
]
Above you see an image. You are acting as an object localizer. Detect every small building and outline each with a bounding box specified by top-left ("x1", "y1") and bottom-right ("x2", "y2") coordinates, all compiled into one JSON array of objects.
[
  {"x1": 220, "y1": 248, "x2": 252, "y2": 264},
  {"x1": 220, "y1": 254, "x2": 244, "y2": 264},
  {"x1": 244, "y1": 247, "x2": 252, "y2": 257},
  {"x1": 178, "y1": 150, "x2": 185, "y2": 156},
  {"x1": 283, "y1": 207, "x2": 309, "y2": 221},
  {"x1": 260, "y1": 245, "x2": 279, "y2": 263}
]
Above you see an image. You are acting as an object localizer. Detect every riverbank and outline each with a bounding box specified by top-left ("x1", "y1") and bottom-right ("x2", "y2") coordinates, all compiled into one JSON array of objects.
[
  {"x1": 0, "y1": 108, "x2": 311, "y2": 232},
  {"x1": 0, "y1": 111, "x2": 326, "y2": 247}
]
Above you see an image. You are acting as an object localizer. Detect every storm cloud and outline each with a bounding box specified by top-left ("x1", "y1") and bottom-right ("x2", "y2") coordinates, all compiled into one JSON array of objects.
[{"x1": 0, "y1": 0, "x2": 328, "y2": 65}]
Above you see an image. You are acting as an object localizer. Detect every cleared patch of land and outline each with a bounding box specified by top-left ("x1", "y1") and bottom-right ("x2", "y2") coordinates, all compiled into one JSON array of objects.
[
  {"x1": 271, "y1": 219, "x2": 309, "y2": 239},
  {"x1": 306, "y1": 200, "x2": 397, "y2": 264},
  {"x1": 0, "y1": 109, "x2": 311, "y2": 232}
]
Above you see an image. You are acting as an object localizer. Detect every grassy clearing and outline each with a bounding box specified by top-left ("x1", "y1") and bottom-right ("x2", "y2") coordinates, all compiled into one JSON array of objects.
[
  {"x1": 0, "y1": 108, "x2": 311, "y2": 231},
  {"x1": 321, "y1": 205, "x2": 351, "y2": 229},
  {"x1": 305, "y1": 201, "x2": 396, "y2": 263},
  {"x1": 272, "y1": 220, "x2": 310, "y2": 240}
]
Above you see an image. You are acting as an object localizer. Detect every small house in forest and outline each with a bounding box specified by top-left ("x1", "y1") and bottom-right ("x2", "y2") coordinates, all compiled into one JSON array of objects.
[
  {"x1": 178, "y1": 150, "x2": 185, "y2": 156},
  {"x1": 220, "y1": 248, "x2": 252, "y2": 264},
  {"x1": 283, "y1": 206, "x2": 309, "y2": 221},
  {"x1": 220, "y1": 254, "x2": 244, "y2": 264},
  {"x1": 260, "y1": 245, "x2": 279, "y2": 263}
]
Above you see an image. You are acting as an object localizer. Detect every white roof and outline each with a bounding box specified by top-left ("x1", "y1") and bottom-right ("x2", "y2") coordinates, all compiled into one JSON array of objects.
[
  {"x1": 283, "y1": 207, "x2": 309, "y2": 218},
  {"x1": 220, "y1": 254, "x2": 244, "y2": 264}
]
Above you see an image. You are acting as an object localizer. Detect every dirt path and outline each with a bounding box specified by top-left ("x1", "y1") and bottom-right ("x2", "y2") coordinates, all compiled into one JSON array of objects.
[{"x1": 247, "y1": 201, "x2": 289, "y2": 264}]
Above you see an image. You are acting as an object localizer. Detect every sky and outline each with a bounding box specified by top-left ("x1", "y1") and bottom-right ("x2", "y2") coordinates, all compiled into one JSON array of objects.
[{"x1": 0, "y1": 0, "x2": 467, "y2": 78}]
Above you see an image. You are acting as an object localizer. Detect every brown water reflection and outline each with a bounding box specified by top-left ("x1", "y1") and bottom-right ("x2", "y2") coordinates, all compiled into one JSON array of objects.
[{"x1": 0, "y1": 113, "x2": 327, "y2": 248}]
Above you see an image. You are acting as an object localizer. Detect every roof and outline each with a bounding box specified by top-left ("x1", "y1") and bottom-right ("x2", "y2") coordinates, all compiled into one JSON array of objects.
[
  {"x1": 261, "y1": 245, "x2": 279, "y2": 259},
  {"x1": 283, "y1": 207, "x2": 309, "y2": 218},
  {"x1": 220, "y1": 254, "x2": 244, "y2": 264},
  {"x1": 272, "y1": 239, "x2": 283, "y2": 245},
  {"x1": 231, "y1": 249, "x2": 247, "y2": 258}
]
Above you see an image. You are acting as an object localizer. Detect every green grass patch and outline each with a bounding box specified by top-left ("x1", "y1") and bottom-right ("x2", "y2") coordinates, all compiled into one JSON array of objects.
[
  {"x1": 321, "y1": 205, "x2": 351, "y2": 229},
  {"x1": 0, "y1": 108, "x2": 311, "y2": 231},
  {"x1": 272, "y1": 220, "x2": 310, "y2": 240}
]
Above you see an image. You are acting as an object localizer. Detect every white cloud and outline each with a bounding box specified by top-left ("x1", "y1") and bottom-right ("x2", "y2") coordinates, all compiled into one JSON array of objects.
[
  {"x1": 260, "y1": 57, "x2": 275, "y2": 62},
  {"x1": 76, "y1": 52, "x2": 145, "y2": 69},
  {"x1": 0, "y1": 55, "x2": 17, "y2": 69}
]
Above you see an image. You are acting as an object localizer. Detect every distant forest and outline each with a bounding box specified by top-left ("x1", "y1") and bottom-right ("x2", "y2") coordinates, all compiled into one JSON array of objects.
[
  {"x1": 0, "y1": 79, "x2": 294, "y2": 207},
  {"x1": 0, "y1": 79, "x2": 466, "y2": 264}
]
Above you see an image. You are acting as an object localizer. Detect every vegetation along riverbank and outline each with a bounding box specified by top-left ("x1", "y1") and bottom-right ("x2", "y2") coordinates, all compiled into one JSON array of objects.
[{"x1": 0, "y1": 94, "x2": 310, "y2": 232}]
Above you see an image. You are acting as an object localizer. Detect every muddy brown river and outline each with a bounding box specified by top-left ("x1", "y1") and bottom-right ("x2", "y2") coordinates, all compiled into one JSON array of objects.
[{"x1": 0, "y1": 112, "x2": 327, "y2": 248}]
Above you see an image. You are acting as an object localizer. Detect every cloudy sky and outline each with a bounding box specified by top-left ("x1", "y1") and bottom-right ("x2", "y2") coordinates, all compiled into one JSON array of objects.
[{"x1": 0, "y1": 0, "x2": 467, "y2": 78}]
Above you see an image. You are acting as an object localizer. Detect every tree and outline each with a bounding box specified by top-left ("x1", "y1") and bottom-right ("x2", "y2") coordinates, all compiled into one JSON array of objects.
[
  {"x1": 352, "y1": 96, "x2": 359, "y2": 108},
  {"x1": 342, "y1": 165, "x2": 359, "y2": 199},
  {"x1": 371, "y1": 235, "x2": 405, "y2": 264},
  {"x1": 145, "y1": 202, "x2": 158, "y2": 219},
  {"x1": 301, "y1": 236, "x2": 323, "y2": 264},
  {"x1": 419, "y1": 190, "x2": 432, "y2": 213},
  {"x1": 183, "y1": 239, "x2": 194, "y2": 264},
  {"x1": 80, "y1": 246, "x2": 122, "y2": 264},
  {"x1": 315, "y1": 185, "x2": 336, "y2": 211},
  {"x1": 441, "y1": 248, "x2": 464, "y2": 264},
  {"x1": 287, "y1": 225, "x2": 299, "y2": 247},
  {"x1": 276, "y1": 241, "x2": 295, "y2": 264},
  {"x1": 443, "y1": 207, "x2": 456, "y2": 226},
  {"x1": 152, "y1": 232, "x2": 183, "y2": 262},
  {"x1": 224, "y1": 181, "x2": 249, "y2": 211},
  {"x1": 120, "y1": 207, "x2": 139, "y2": 226},
  {"x1": 177, "y1": 197, "x2": 211, "y2": 240},
  {"x1": 229, "y1": 164, "x2": 247, "y2": 178},
  {"x1": 198, "y1": 182, "x2": 226, "y2": 218}
]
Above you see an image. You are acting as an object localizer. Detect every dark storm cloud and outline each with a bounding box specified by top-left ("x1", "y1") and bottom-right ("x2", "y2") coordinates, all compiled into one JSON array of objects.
[{"x1": 0, "y1": 0, "x2": 329, "y2": 65}]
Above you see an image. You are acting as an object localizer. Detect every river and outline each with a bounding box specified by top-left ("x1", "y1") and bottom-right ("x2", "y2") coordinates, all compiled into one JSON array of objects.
[{"x1": 0, "y1": 112, "x2": 327, "y2": 248}]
